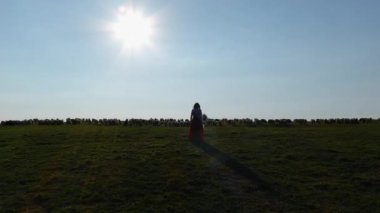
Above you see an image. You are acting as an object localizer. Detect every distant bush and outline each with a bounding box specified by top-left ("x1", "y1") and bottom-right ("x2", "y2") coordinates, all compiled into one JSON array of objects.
[
  {"x1": 0, "y1": 117, "x2": 378, "y2": 127},
  {"x1": 0, "y1": 119, "x2": 64, "y2": 126}
]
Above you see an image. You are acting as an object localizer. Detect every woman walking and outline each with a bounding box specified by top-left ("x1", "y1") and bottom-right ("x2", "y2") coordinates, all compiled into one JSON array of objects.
[{"x1": 189, "y1": 102, "x2": 204, "y2": 141}]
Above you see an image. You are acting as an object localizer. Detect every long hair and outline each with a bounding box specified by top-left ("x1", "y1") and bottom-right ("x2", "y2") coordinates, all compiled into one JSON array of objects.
[{"x1": 193, "y1": 102, "x2": 200, "y2": 110}]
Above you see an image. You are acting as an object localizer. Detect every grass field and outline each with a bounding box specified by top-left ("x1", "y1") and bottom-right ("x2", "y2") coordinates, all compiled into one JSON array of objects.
[{"x1": 0, "y1": 124, "x2": 379, "y2": 212}]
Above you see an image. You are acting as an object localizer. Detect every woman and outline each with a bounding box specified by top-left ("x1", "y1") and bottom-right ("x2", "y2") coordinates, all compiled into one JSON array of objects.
[{"x1": 189, "y1": 102, "x2": 204, "y2": 141}]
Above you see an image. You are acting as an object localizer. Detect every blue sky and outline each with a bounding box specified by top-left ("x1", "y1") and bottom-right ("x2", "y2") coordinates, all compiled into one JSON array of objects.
[{"x1": 1, "y1": 0, "x2": 379, "y2": 120}]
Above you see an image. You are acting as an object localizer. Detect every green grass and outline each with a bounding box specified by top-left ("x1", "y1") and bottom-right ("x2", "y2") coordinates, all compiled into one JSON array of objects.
[{"x1": 0, "y1": 124, "x2": 379, "y2": 212}]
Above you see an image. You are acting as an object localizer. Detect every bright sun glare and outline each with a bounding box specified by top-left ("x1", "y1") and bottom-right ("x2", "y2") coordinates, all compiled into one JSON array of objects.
[{"x1": 108, "y1": 6, "x2": 154, "y2": 53}]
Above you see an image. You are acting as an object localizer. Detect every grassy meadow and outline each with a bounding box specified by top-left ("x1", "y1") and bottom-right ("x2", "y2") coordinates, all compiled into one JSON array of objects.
[{"x1": 0, "y1": 124, "x2": 379, "y2": 212}]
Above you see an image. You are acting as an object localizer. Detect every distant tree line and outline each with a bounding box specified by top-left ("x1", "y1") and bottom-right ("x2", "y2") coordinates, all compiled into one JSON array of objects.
[{"x1": 0, "y1": 117, "x2": 378, "y2": 127}]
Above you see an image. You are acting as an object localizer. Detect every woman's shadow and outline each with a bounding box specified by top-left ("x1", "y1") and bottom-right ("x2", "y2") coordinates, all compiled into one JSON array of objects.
[{"x1": 190, "y1": 139, "x2": 271, "y2": 191}]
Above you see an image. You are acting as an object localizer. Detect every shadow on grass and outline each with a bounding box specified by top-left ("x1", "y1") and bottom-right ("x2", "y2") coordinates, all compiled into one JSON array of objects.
[{"x1": 190, "y1": 140, "x2": 271, "y2": 191}]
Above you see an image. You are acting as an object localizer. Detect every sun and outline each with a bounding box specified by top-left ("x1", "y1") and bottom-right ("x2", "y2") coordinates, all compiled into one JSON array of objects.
[{"x1": 108, "y1": 6, "x2": 154, "y2": 53}]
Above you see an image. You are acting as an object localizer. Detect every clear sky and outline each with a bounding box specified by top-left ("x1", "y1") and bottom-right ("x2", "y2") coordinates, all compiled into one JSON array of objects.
[{"x1": 1, "y1": 0, "x2": 379, "y2": 120}]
